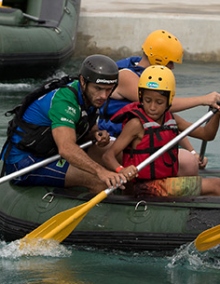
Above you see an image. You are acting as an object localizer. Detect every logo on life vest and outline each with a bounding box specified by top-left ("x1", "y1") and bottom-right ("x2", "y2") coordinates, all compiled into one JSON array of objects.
[{"x1": 147, "y1": 82, "x2": 159, "y2": 89}]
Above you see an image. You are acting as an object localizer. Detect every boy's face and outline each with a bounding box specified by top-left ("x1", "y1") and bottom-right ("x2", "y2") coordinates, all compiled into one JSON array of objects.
[{"x1": 142, "y1": 90, "x2": 168, "y2": 124}]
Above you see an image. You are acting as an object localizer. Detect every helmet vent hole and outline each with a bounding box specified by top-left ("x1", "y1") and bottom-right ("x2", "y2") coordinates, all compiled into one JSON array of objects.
[
  {"x1": 148, "y1": 76, "x2": 152, "y2": 79},
  {"x1": 88, "y1": 62, "x2": 94, "y2": 69},
  {"x1": 158, "y1": 77, "x2": 162, "y2": 81}
]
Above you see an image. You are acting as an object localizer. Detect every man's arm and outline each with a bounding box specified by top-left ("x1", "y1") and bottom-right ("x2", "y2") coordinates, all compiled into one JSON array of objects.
[
  {"x1": 171, "y1": 92, "x2": 220, "y2": 112},
  {"x1": 179, "y1": 136, "x2": 194, "y2": 153},
  {"x1": 111, "y1": 69, "x2": 139, "y2": 101},
  {"x1": 174, "y1": 112, "x2": 220, "y2": 140},
  {"x1": 52, "y1": 126, "x2": 127, "y2": 188},
  {"x1": 179, "y1": 136, "x2": 208, "y2": 169}
]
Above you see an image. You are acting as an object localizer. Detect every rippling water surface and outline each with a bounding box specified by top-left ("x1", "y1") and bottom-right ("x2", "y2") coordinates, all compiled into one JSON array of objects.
[{"x1": 0, "y1": 60, "x2": 220, "y2": 283}]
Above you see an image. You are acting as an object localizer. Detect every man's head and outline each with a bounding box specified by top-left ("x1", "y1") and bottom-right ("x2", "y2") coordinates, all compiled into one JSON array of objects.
[
  {"x1": 79, "y1": 54, "x2": 119, "y2": 107},
  {"x1": 138, "y1": 65, "x2": 176, "y2": 107},
  {"x1": 80, "y1": 54, "x2": 118, "y2": 85},
  {"x1": 142, "y1": 30, "x2": 183, "y2": 68}
]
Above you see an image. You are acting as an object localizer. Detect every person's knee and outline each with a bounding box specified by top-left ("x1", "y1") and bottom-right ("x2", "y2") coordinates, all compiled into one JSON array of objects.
[
  {"x1": 177, "y1": 149, "x2": 198, "y2": 176},
  {"x1": 87, "y1": 145, "x2": 107, "y2": 165},
  {"x1": 201, "y1": 178, "x2": 220, "y2": 196}
]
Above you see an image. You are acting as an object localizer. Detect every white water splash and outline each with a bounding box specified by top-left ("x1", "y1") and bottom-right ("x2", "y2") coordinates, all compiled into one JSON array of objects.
[
  {"x1": 167, "y1": 242, "x2": 220, "y2": 271},
  {"x1": 0, "y1": 71, "x2": 69, "y2": 95},
  {"x1": 0, "y1": 83, "x2": 33, "y2": 93},
  {"x1": 50, "y1": 70, "x2": 68, "y2": 79},
  {"x1": 0, "y1": 239, "x2": 72, "y2": 259}
]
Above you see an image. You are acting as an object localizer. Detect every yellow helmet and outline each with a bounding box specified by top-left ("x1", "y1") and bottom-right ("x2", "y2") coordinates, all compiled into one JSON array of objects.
[
  {"x1": 138, "y1": 65, "x2": 176, "y2": 106},
  {"x1": 142, "y1": 30, "x2": 183, "y2": 66}
]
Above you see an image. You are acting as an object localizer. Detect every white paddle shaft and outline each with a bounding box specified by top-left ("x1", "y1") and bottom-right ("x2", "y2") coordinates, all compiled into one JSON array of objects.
[
  {"x1": 0, "y1": 140, "x2": 93, "y2": 184},
  {"x1": 105, "y1": 109, "x2": 217, "y2": 195}
]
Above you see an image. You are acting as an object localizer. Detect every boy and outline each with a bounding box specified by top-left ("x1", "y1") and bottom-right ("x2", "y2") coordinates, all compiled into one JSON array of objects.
[{"x1": 102, "y1": 65, "x2": 220, "y2": 197}]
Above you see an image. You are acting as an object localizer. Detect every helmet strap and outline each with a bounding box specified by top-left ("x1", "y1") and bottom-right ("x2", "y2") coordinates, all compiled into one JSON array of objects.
[{"x1": 79, "y1": 76, "x2": 91, "y2": 108}]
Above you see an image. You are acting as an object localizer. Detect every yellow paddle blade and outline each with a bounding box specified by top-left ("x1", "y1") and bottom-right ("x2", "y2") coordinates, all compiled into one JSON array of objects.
[
  {"x1": 194, "y1": 225, "x2": 220, "y2": 251},
  {"x1": 21, "y1": 190, "x2": 108, "y2": 243}
]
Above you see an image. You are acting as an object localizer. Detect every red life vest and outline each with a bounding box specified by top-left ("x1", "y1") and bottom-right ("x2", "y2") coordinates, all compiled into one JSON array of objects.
[{"x1": 111, "y1": 102, "x2": 179, "y2": 180}]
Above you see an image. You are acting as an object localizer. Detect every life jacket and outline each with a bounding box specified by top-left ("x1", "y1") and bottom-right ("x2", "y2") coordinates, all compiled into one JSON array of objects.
[
  {"x1": 0, "y1": 76, "x2": 98, "y2": 176},
  {"x1": 98, "y1": 56, "x2": 145, "y2": 136},
  {"x1": 116, "y1": 56, "x2": 145, "y2": 76},
  {"x1": 98, "y1": 98, "x2": 130, "y2": 137},
  {"x1": 111, "y1": 102, "x2": 179, "y2": 180}
]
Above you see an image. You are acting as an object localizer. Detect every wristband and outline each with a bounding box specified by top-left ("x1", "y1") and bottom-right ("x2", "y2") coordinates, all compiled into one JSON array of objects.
[
  {"x1": 115, "y1": 165, "x2": 124, "y2": 173},
  {"x1": 190, "y1": 150, "x2": 197, "y2": 155}
]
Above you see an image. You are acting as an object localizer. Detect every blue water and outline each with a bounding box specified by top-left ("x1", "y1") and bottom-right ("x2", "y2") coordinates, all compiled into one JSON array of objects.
[{"x1": 0, "y1": 60, "x2": 220, "y2": 283}]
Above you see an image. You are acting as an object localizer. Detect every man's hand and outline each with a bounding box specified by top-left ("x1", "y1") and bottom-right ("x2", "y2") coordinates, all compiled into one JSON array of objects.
[
  {"x1": 203, "y1": 92, "x2": 220, "y2": 109},
  {"x1": 97, "y1": 168, "x2": 127, "y2": 189},
  {"x1": 95, "y1": 130, "x2": 110, "y2": 147},
  {"x1": 194, "y1": 152, "x2": 208, "y2": 169}
]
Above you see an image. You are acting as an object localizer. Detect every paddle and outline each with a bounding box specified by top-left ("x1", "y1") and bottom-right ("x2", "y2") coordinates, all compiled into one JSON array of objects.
[
  {"x1": 199, "y1": 140, "x2": 207, "y2": 163},
  {"x1": 194, "y1": 224, "x2": 220, "y2": 251},
  {"x1": 20, "y1": 108, "x2": 218, "y2": 243},
  {"x1": 0, "y1": 140, "x2": 94, "y2": 185},
  {"x1": 199, "y1": 106, "x2": 215, "y2": 163}
]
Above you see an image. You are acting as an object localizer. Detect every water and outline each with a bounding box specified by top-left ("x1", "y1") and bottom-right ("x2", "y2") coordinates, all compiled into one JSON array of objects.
[
  {"x1": 0, "y1": 60, "x2": 220, "y2": 283},
  {"x1": 1, "y1": 242, "x2": 220, "y2": 284}
]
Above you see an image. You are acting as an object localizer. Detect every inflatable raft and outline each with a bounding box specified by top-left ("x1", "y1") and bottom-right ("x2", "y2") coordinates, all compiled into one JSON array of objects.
[
  {"x1": 0, "y1": 0, "x2": 81, "y2": 79},
  {"x1": 0, "y1": 171, "x2": 220, "y2": 252}
]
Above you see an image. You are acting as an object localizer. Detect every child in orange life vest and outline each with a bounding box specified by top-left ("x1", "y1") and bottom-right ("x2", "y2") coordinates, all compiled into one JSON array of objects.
[{"x1": 102, "y1": 65, "x2": 220, "y2": 197}]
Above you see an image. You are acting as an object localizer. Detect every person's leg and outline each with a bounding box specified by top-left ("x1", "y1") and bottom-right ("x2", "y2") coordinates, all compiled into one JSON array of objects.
[
  {"x1": 87, "y1": 143, "x2": 111, "y2": 166},
  {"x1": 7, "y1": 155, "x2": 69, "y2": 187},
  {"x1": 201, "y1": 177, "x2": 220, "y2": 196},
  {"x1": 65, "y1": 164, "x2": 107, "y2": 193},
  {"x1": 177, "y1": 149, "x2": 199, "y2": 176},
  {"x1": 166, "y1": 176, "x2": 201, "y2": 196},
  {"x1": 9, "y1": 155, "x2": 108, "y2": 194},
  {"x1": 87, "y1": 138, "x2": 122, "y2": 167}
]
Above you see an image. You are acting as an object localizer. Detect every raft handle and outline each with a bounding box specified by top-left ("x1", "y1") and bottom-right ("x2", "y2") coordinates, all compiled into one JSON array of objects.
[
  {"x1": 54, "y1": 27, "x2": 61, "y2": 34},
  {"x1": 134, "y1": 200, "x2": 148, "y2": 211},
  {"x1": 42, "y1": 192, "x2": 54, "y2": 203},
  {"x1": 64, "y1": 6, "x2": 70, "y2": 14}
]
